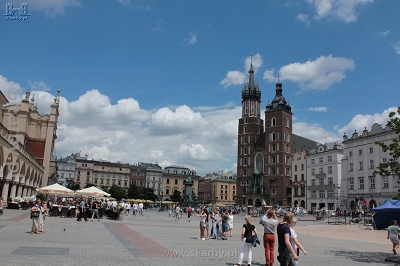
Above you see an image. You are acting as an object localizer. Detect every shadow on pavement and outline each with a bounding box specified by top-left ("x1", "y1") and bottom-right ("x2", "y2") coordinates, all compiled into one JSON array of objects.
[{"x1": 329, "y1": 250, "x2": 395, "y2": 264}]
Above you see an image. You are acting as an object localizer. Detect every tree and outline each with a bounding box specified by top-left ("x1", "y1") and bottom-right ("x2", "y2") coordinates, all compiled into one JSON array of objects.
[
  {"x1": 127, "y1": 183, "x2": 140, "y2": 199},
  {"x1": 85, "y1": 183, "x2": 95, "y2": 188},
  {"x1": 170, "y1": 190, "x2": 182, "y2": 203},
  {"x1": 108, "y1": 185, "x2": 126, "y2": 200},
  {"x1": 66, "y1": 179, "x2": 80, "y2": 191},
  {"x1": 374, "y1": 107, "x2": 400, "y2": 198}
]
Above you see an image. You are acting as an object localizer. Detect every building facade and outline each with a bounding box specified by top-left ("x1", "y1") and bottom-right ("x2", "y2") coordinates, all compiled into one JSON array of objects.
[
  {"x1": 162, "y1": 166, "x2": 199, "y2": 202},
  {"x1": 92, "y1": 161, "x2": 130, "y2": 191},
  {"x1": 306, "y1": 143, "x2": 343, "y2": 211},
  {"x1": 141, "y1": 163, "x2": 163, "y2": 197},
  {"x1": 236, "y1": 57, "x2": 293, "y2": 207},
  {"x1": 341, "y1": 123, "x2": 399, "y2": 210},
  {"x1": 292, "y1": 149, "x2": 307, "y2": 208},
  {"x1": 129, "y1": 163, "x2": 147, "y2": 188},
  {"x1": 56, "y1": 153, "x2": 78, "y2": 187},
  {"x1": 0, "y1": 90, "x2": 59, "y2": 200},
  {"x1": 209, "y1": 172, "x2": 237, "y2": 205}
]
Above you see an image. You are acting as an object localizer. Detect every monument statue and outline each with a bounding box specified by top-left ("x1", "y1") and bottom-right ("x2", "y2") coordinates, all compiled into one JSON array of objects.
[{"x1": 185, "y1": 170, "x2": 192, "y2": 183}]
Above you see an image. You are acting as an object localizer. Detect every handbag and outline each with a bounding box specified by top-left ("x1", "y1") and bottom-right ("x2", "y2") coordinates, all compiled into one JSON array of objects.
[
  {"x1": 245, "y1": 224, "x2": 254, "y2": 243},
  {"x1": 31, "y1": 211, "x2": 40, "y2": 218}
]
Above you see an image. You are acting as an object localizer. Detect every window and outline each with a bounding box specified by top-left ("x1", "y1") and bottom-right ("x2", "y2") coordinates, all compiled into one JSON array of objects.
[
  {"x1": 369, "y1": 160, "x2": 374, "y2": 169},
  {"x1": 328, "y1": 166, "x2": 332, "y2": 174},
  {"x1": 174, "y1": 179, "x2": 178, "y2": 185},
  {"x1": 311, "y1": 179, "x2": 316, "y2": 186},
  {"x1": 370, "y1": 177, "x2": 375, "y2": 189},
  {"x1": 327, "y1": 190, "x2": 334, "y2": 198},
  {"x1": 328, "y1": 156, "x2": 332, "y2": 162},
  {"x1": 383, "y1": 177, "x2": 389, "y2": 188},
  {"x1": 220, "y1": 190, "x2": 223, "y2": 194},
  {"x1": 294, "y1": 175, "x2": 298, "y2": 181},
  {"x1": 349, "y1": 151, "x2": 353, "y2": 157},
  {"x1": 349, "y1": 179, "x2": 354, "y2": 190},
  {"x1": 166, "y1": 178, "x2": 170, "y2": 184},
  {"x1": 328, "y1": 177, "x2": 333, "y2": 185},
  {"x1": 319, "y1": 157, "x2": 323, "y2": 164},
  {"x1": 369, "y1": 147, "x2": 374, "y2": 153},
  {"x1": 319, "y1": 190, "x2": 325, "y2": 198},
  {"x1": 272, "y1": 118, "x2": 276, "y2": 126},
  {"x1": 311, "y1": 159, "x2": 315, "y2": 165},
  {"x1": 295, "y1": 165, "x2": 298, "y2": 171},
  {"x1": 301, "y1": 174, "x2": 304, "y2": 181},
  {"x1": 301, "y1": 164, "x2": 304, "y2": 171},
  {"x1": 359, "y1": 178, "x2": 364, "y2": 189},
  {"x1": 359, "y1": 162, "x2": 363, "y2": 170},
  {"x1": 311, "y1": 190, "x2": 317, "y2": 198},
  {"x1": 349, "y1": 163, "x2": 353, "y2": 171},
  {"x1": 359, "y1": 149, "x2": 363, "y2": 155},
  {"x1": 320, "y1": 179, "x2": 324, "y2": 185},
  {"x1": 94, "y1": 178, "x2": 98, "y2": 184},
  {"x1": 311, "y1": 169, "x2": 315, "y2": 176},
  {"x1": 383, "y1": 158, "x2": 387, "y2": 163},
  {"x1": 319, "y1": 167, "x2": 323, "y2": 174}
]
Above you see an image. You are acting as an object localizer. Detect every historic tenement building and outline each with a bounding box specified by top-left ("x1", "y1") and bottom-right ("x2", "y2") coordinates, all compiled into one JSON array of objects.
[
  {"x1": 162, "y1": 166, "x2": 199, "y2": 202},
  {"x1": 0, "y1": 90, "x2": 59, "y2": 200}
]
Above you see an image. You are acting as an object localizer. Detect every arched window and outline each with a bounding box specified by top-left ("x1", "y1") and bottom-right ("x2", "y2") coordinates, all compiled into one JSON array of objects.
[
  {"x1": 272, "y1": 156, "x2": 276, "y2": 164},
  {"x1": 255, "y1": 153, "x2": 264, "y2": 173},
  {"x1": 245, "y1": 117, "x2": 248, "y2": 123},
  {"x1": 272, "y1": 144, "x2": 276, "y2": 152},
  {"x1": 244, "y1": 147, "x2": 247, "y2": 155},
  {"x1": 244, "y1": 157, "x2": 247, "y2": 166},
  {"x1": 272, "y1": 132, "x2": 276, "y2": 140},
  {"x1": 271, "y1": 118, "x2": 276, "y2": 126},
  {"x1": 244, "y1": 126, "x2": 247, "y2": 134},
  {"x1": 286, "y1": 118, "x2": 289, "y2": 127}
]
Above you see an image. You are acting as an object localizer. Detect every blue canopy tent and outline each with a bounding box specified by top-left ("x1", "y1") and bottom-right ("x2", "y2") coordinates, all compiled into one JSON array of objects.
[{"x1": 372, "y1": 200, "x2": 400, "y2": 230}]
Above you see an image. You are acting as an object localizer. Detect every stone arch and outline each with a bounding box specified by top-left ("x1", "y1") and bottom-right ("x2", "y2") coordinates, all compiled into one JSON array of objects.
[
  {"x1": 300, "y1": 200, "x2": 305, "y2": 208},
  {"x1": 369, "y1": 199, "x2": 377, "y2": 209},
  {"x1": 247, "y1": 198, "x2": 253, "y2": 206}
]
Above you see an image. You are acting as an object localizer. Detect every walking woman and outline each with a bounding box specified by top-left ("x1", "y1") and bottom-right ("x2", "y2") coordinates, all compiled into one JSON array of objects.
[
  {"x1": 228, "y1": 209, "x2": 234, "y2": 237},
  {"x1": 234, "y1": 215, "x2": 258, "y2": 266},
  {"x1": 39, "y1": 201, "x2": 47, "y2": 233},
  {"x1": 30, "y1": 199, "x2": 42, "y2": 234},
  {"x1": 195, "y1": 207, "x2": 207, "y2": 240},
  {"x1": 388, "y1": 220, "x2": 399, "y2": 254},
  {"x1": 289, "y1": 217, "x2": 307, "y2": 265}
]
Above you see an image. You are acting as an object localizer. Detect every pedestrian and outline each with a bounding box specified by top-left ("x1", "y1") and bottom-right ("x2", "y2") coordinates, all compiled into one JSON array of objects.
[
  {"x1": 289, "y1": 217, "x2": 307, "y2": 265},
  {"x1": 261, "y1": 209, "x2": 279, "y2": 266},
  {"x1": 0, "y1": 197, "x2": 4, "y2": 215},
  {"x1": 211, "y1": 208, "x2": 220, "y2": 239},
  {"x1": 204, "y1": 208, "x2": 210, "y2": 239},
  {"x1": 91, "y1": 200, "x2": 100, "y2": 222},
  {"x1": 39, "y1": 201, "x2": 47, "y2": 233},
  {"x1": 277, "y1": 212, "x2": 298, "y2": 266},
  {"x1": 234, "y1": 215, "x2": 258, "y2": 266},
  {"x1": 388, "y1": 220, "x2": 399, "y2": 255},
  {"x1": 133, "y1": 202, "x2": 138, "y2": 216},
  {"x1": 138, "y1": 202, "x2": 144, "y2": 216},
  {"x1": 30, "y1": 199, "x2": 42, "y2": 234},
  {"x1": 195, "y1": 207, "x2": 207, "y2": 240},
  {"x1": 228, "y1": 209, "x2": 234, "y2": 237},
  {"x1": 188, "y1": 205, "x2": 192, "y2": 222},
  {"x1": 77, "y1": 199, "x2": 88, "y2": 222},
  {"x1": 221, "y1": 209, "x2": 229, "y2": 240},
  {"x1": 175, "y1": 205, "x2": 181, "y2": 221}
]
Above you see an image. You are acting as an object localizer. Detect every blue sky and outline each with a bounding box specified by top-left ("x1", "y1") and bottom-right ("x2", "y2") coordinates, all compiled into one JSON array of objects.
[{"x1": 1, "y1": 0, "x2": 400, "y2": 175}]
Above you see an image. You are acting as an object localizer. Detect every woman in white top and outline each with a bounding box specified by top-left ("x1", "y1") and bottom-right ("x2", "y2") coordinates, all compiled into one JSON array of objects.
[
  {"x1": 289, "y1": 217, "x2": 307, "y2": 266},
  {"x1": 228, "y1": 209, "x2": 234, "y2": 237},
  {"x1": 388, "y1": 220, "x2": 399, "y2": 254},
  {"x1": 195, "y1": 208, "x2": 207, "y2": 240}
]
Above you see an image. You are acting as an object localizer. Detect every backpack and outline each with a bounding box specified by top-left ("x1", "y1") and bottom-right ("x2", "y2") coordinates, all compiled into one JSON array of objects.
[{"x1": 245, "y1": 224, "x2": 254, "y2": 243}]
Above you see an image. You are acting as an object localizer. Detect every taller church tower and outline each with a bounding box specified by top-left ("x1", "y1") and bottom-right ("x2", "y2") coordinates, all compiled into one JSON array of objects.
[{"x1": 237, "y1": 57, "x2": 293, "y2": 207}]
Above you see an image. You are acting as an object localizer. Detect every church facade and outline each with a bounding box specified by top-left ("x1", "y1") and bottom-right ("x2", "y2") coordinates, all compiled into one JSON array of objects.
[{"x1": 236, "y1": 58, "x2": 293, "y2": 207}]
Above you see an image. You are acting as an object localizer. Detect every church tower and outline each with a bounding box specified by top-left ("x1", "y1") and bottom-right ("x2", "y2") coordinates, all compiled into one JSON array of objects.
[
  {"x1": 264, "y1": 78, "x2": 293, "y2": 207},
  {"x1": 236, "y1": 55, "x2": 264, "y2": 206}
]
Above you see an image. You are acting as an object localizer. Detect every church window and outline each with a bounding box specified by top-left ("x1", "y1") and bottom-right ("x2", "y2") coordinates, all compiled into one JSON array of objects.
[
  {"x1": 244, "y1": 157, "x2": 247, "y2": 166},
  {"x1": 244, "y1": 147, "x2": 247, "y2": 155},
  {"x1": 272, "y1": 144, "x2": 276, "y2": 151},
  {"x1": 255, "y1": 153, "x2": 264, "y2": 173},
  {"x1": 244, "y1": 126, "x2": 247, "y2": 134},
  {"x1": 257, "y1": 126, "x2": 260, "y2": 134},
  {"x1": 271, "y1": 118, "x2": 276, "y2": 126},
  {"x1": 272, "y1": 132, "x2": 276, "y2": 140},
  {"x1": 248, "y1": 136, "x2": 251, "y2": 143},
  {"x1": 286, "y1": 118, "x2": 289, "y2": 127},
  {"x1": 272, "y1": 156, "x2": 276, "y2": 164},
  {"x1": 245, "y1": 117, "x2": 248, "y2": 123}
]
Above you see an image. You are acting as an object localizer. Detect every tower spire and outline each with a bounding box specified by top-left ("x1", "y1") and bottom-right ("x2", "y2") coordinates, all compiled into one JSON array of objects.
[{"x1": 248, "y1": 54, "x2": 255, "y2": 89}]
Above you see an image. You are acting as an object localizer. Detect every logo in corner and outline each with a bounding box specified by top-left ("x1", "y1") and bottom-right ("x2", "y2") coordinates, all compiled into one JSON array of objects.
[{"x1": 4, "y1": 3, "x2": 30, "y2": 21}]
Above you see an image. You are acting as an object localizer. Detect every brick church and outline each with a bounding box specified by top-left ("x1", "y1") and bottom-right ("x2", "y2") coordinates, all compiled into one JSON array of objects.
[{"x1": 236, "y1": 56, "x2": 314, "y2": 207}]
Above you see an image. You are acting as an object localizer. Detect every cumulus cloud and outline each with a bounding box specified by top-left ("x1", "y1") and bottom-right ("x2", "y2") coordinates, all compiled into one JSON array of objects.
[
  {"x1": 29, "y1": 80, "x2": 51, "y2": 91},
  {"x1": 307, "y1": 0, "x2": 373, "y2": 23},
  {"x1": 297, "y1": 13, "x2": 310, "y2": 25},
  {"x1": 293, "y1": 122, "x2": 340, "y2": 143},
  {"x1": 221, "y1": 54, "x2": 263, "y2": 87},
  {"x1": 264, "y1": 55, "x2": 355, "y2": 91},
  {"x1": 393, "y1": 41, "x2": 400, "y2": 55},
  {"x1": 184, "y1": 32, "x2": 197, "y2": 45},
  {"x1": 0, "y1": 75, "x2": 24, "y2": 102},
  {"x1": 308, "y1": 107, "x2": 328, "y2": 112}
]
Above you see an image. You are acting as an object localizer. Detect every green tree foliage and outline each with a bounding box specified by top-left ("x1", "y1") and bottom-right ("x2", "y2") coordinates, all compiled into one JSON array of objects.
[
  {"x1": 170, "y1": 190, "x2": 182, "y2": 203},
  {"x1": 108, "y1": 184, "x2": 126, "y2": 200},
  {"x1": 374, "y1": 107, "x2": 400, "y2": 198},
  {"x1": 127, "y1": 183, "x2": 140, "y2": 199},
  {"x1": 85, "y1": 183, "x2": 95, "y2": 188},
  {"x1": 66, "y1": 179, "x2": 81, "y2": 191},
  {"x1": 127, "y1": 184, "x2": 157, "y2": 201},
  {"x1": 36, "y1": 193, "x2": 46, "y2": 201}
]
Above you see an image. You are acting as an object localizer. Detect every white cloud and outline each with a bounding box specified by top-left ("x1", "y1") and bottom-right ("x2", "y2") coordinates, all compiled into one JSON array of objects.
[
  {"x1": 0, "y1": 75, "x2": 24, "y2": 102},
  {"x1": 264, "y1": 55, "x2": 355, "y2": 91},
  {"x1": 308, "y1": 107, "x2": 328, "y2": 112},
  {"x1": 380, "y1": 30, "x2": 390, "y2": 37},
  {"x1": 393, "y1": 41, "x2": 400, "y2": 55},
  {"x1": 293, "y1": 122, "x2": 339, "y2": 143},
  {"x1": 307, "y1": 0, "x2": 373, "y2": 23},
  {"x1": 297, "y1": 13, "x2": 310, "y2": 25},
  {"x1": 184, "y1": 32, "x2": 197, "y2": 45},
  {"x1": 220, "y1": 54, "x2": 263, "y2": 87},
  {"x1": 28, "y1": 80, "x2": 51, "y2": 91}
]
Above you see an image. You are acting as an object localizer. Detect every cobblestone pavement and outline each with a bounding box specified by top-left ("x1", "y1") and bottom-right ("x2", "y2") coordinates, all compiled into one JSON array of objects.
[{"x1": 0, "y1": 208, "x2": 399, "y2": 266}]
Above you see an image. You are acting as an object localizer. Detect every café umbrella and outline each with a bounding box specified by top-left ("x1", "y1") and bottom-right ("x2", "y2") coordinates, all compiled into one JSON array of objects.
[
  {"x1": 75, "y1": 186, "x2": 111, "y2": 197},
  {"x1": 37, "y1": 183, "x2": 74, "y2": 195}
]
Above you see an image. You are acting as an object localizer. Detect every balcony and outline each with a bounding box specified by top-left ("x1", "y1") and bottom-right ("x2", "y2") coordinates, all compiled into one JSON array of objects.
[
  {"x1": 308, "y1": 184, "x2": 336, "y2": 190},
  {"x1": 315, "y1": 173, "x2": 326, "y2": 178}
]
